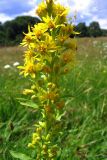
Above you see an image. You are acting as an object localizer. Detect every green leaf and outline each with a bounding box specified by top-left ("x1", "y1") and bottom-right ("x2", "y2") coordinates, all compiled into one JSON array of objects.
[
  {"x1": 56, "y1": 111, "x2": 66, "y2": 121},
  {"x1": 20, "y1": 101, "x2": 38, "y2": 109},
  {"x1": 17, "y1": 98, "x2": 38, "y2": 109},
  {"x1": 10, "y1": 150, "x2": 33, "y2": 160}
]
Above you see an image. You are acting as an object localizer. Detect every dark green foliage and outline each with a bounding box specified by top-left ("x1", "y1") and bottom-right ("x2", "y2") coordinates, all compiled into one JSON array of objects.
[
  {"x1": 88, "y1": 21, "x2": 102, "y2": 37},
  {"x1": 0, "y1": 16, "x2": 40, "y2": 46},
  {"x1": 0, "y1": 17, "x2": 107, "y2": 46},
  {"x1": 76, "y1": 23, "x2": 89, "y2": 37},
  {"x1": 76, "y1": 21, "x2": 106, "y2": 38},
  {"x1": 102, "y1": 29, "x2": 107, "y2": 36}
]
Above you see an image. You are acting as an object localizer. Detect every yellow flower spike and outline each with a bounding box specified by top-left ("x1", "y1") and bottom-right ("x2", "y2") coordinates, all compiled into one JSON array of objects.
[{"x1": 20, "y1": 0, "x2": 77, "y2": 158}]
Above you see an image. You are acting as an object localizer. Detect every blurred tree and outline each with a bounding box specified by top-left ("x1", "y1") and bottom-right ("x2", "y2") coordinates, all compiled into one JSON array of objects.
[
  {"x1": 14, "y1": 16, "x2": 40, "y2": 33},
  {"x1": 0, "y1": 22, "x2": 3, "y2": 30},
  {"x1": 0, "y1": 17, "x2": 107, "y2": 46},
  {"x1": 0, "y1": 16, "x2": 40, "y2": 46},
  {"x1": 0, "y1": 22, "x2": 5, "y2": 45},
  {"x1": 89, "y1": 21, "x2": 102, "y2": 37},
  {"x1": 102, "y1": 29, "x2": 107, "y2": 36},
  {"x1": 76, "y1": 22, "x2": 89, "y2": 37}
]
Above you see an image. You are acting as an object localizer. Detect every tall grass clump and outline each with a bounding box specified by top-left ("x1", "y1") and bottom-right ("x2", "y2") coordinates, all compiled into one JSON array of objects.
[{"x1": 10, "y1": 0, "x2": 77, "y2": 159}]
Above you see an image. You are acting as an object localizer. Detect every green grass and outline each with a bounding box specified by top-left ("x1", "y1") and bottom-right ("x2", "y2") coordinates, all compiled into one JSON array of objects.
[{"x1": 0, "y1": 38, "x2": 107, "y2": 159}]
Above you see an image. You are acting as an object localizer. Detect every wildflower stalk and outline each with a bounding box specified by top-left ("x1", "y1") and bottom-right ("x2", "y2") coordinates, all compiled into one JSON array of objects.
[{"x1": 19, "y1": 0, "x2": 77, "y2": 159}]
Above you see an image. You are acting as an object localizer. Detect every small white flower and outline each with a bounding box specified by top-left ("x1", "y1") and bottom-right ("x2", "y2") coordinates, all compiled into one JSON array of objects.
[
  {"x1": 4, "y1": 64, "x2": 11, "y2": 69},
  {"x1": 13, "y1": 62, "x2": 20, "y2": 66}
]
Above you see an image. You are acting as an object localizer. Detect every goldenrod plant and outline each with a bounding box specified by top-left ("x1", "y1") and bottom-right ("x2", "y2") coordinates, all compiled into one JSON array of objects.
[{"x1": 11, "y1": 0, "x2": 77, "y2": 159}]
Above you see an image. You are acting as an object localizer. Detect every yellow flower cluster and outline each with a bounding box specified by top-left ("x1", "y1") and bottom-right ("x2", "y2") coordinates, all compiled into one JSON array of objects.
[
  {"x1": 36, "y1": 0, "x2": 68, "y2": 23},
  {"x1": 19, "y1": 0, "x2": 77, "y2": 79},
  {"x1": 19, "y1": 0, "x2": 77, "y2": 159}
]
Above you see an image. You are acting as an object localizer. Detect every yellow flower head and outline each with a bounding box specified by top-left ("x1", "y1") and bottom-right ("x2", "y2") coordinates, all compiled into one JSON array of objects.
[
  {"x1": 46, "y1": 91, "x2": 59, "y2": 101},
  {"x1": 38, "y1": 42, "x2": 48, "y2": 54},
  {"x1": 24, "y1": 50, "x2": 34, "y2": 60},
  {"x1": 53, "y1": 3, "x2": 69, "y2": 23},
  {"x1": 35, "y1": 34, "x2": 56, "y2": 58},
  {"x1": 42, "y1": 65, "x2": 52, "y2": 73},
  {"x1": 19, "y1": 61, "x2": 35, "y2": 77},
  {"x1": 61, "y1": 24, "x2": 74, "y2": 36},
  {"x1": 36, "y1": 1, "x2": 47, "y2": 18},
  {"x1": 64, "y1": 38, "x2": 77, "y2": 50},
  {"x1": 43, "y1": 16, "x2": 55, "y2": 29},
  {"x1": 61, "y1": 49, "x2": 74, "y2": 64},
  {"x1": 21, "y1": 26, "x2": 33, "y2": 46},
  {"x1": 32, "y1": 23, "x2": 48, "y2": 39},
  {"x1": 19, "y1": 60, "x2": 43, "y2": 78},
  {"x1": 54, "y1": 3, "x2": 68, "y2": 16},
  {"x1": 22, "y1": 33, "x2": 32, "y2": 46},
  {"x1": 57, "y1": 34, "x2": 68, "y2": 44}
]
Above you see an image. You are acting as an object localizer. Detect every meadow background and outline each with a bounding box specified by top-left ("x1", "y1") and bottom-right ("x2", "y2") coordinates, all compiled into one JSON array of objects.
[{"x1": 0, "y1": 37, "x2": 107, "y2": 160}]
